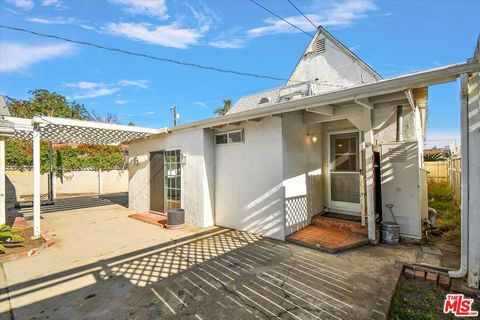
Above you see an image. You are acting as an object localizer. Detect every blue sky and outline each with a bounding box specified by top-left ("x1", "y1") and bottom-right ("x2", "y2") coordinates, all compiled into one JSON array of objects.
[{"x1": 0, "y1": 0, "x2": 478, "y2": 147}]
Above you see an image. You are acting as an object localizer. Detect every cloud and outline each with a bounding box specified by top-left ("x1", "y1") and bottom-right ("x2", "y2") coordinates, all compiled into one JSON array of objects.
[
  {"x1": 108, "y1": 0, "x2": 168, "y2": 20},
  {"x1": 74, "y1": 88, "x2": 120, "y2": 99},
  {"x1": 144, "y1": 111, "x2": 155, "y2": 115},
  {"x1": 25, "y1": 16, "x2": 76, "y2": 25},
  {"x1": 41, "y1": 0, "x2": 62, "y2": 7},
  {"x1": 209, "y1": 39, "x2": 246, "y2": 49},
  {"x1": 247, "y1": 0, "x2": 377, "y2": 38},
  {"x1": 104, "y1": 22, "x2": 204, "y2": 49},
  {"x1": 0, "y1": 42, "x2": 74, "y2": 72},
  {"x1": 65, "y1": 79, "x2": 149, "y2": 100},
  {"x1": 65, "y1": 81, "x2": 105, "y2": 90},
  {"x1": 195, "y1": 102, "x2": 207, "y2": 108},
  {"x1": 4, "y1": 0, "x2": 34, "y2": 10},
  {"x1": 114, "y1": 99, "x2": 129, "y2": 105},
  {"x1": 118, "y1": 79, "x2": 149, "y2": 89}
]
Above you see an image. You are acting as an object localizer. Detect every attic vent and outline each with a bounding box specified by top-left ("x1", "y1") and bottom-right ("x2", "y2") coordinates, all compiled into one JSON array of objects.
[
  {"x1": 315, "y1": 38, "x2": 326, "y2": 54},
  {"x1": 259, "y1": 97, "x2": 269, "y2": 104}
]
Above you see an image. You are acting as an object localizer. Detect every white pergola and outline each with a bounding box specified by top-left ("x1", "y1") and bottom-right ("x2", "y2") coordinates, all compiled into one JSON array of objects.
[{"x1": 0, "y1": 115, "x2": 165, "y2": 237}]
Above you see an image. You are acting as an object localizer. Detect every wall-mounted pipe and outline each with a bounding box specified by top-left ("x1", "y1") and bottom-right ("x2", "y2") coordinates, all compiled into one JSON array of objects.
[{"x1": 396, "y1": 105, "x2": 403, "y2": 142}]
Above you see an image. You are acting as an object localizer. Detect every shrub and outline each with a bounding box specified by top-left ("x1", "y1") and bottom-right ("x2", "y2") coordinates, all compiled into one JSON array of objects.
[{"x1": 0, "y1": 224, "x2": 24, "y2": 252}]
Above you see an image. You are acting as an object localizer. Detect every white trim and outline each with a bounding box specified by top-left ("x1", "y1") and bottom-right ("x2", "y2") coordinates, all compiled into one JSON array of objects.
[
  {"x1": 0, "y1": 138, "x2": 5, "y2": 225},
  {"x1": 326, "y1": 129, "x2": 361, "y2": 214},
  {"x1": 32, "y1": 124, "x2": 41, "y2": 238},
  {"x1": 165, "y1": 61, "x2": 480, "y2": 135}
]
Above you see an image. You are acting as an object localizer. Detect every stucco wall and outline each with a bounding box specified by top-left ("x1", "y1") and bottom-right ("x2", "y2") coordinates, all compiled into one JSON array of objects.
[
  {"x1": 287, "y1": 34, "x2": 378, "y2": 91},
  {"x1": 373, "y1": 104, "x2": 417, "y2": 143},
  {"x1": 214, "y1": 117, "x2": 285, "y2": 240},
  {"x1": 282, "y1": 112, "x2": 323, "y2": 235},
  {"x1": 128, "y1": 128, "x2": 215, "y2": 227}
]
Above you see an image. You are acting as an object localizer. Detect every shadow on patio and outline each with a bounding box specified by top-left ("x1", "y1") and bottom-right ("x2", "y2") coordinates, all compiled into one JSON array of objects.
[{"x1": 0, "y1": 227, "x2": 379, "y2": 320}]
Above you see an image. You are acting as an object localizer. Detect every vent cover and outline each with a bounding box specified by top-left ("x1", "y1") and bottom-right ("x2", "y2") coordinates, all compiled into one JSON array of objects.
[
  {"x1": 315, "y1": 38, "x2": 326, "y2": 54},
  {"x1": 258, "y1": 97, "x2": 269, "y2": 104}
]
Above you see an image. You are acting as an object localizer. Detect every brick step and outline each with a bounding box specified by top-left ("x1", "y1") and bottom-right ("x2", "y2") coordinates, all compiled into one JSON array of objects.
[
  {"x1": 311, "y1": 214, "x2": 368, "y2": 235},
  {"x1": 287, "y1": 224, "x2": 369, "y2": 254}
]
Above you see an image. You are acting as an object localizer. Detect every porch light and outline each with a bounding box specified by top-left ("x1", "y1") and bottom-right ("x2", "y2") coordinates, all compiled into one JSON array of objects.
[
  {"x1": 307, "y1": 133, "x2": 318, "y2": 143},
  {"x1": 133, "y1": 157, "x2": 139, "y2": 166}
]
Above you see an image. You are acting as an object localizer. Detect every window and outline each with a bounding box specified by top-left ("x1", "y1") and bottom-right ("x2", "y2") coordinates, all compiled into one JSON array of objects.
[
  {"x1": 215, "y1": 129, "x2": 244, "y2": 145},
  {"x1": 164, "y1": 150, "x2": 181, "y2": 211}
]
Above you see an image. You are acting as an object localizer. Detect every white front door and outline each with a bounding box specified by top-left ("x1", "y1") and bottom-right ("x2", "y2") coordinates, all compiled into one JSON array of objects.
[{"x1": 327, "y1": 131, "x2": 361, "y2": 214}]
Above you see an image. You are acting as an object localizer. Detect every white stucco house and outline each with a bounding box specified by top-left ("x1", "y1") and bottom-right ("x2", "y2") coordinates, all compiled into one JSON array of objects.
[
  {"x1": 128, "y1": 27, "x2": 432, "y2": 243},
  {"x1": 127, "y1": 30, "x2": 480, "y2": 289}
]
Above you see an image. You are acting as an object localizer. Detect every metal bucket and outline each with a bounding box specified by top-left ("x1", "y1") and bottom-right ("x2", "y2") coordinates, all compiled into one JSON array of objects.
[
  {"x1": 166, "y1": 209, "x2": 185, "y2": 229},
  {"x1": 381, "y1": 221, "x2": 400, "y2": 244}
]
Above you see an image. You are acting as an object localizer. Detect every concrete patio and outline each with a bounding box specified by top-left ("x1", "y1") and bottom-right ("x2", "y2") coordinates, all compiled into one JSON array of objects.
[{"x1": 0, "y1": 200, "x2": 429, "y2": 319}]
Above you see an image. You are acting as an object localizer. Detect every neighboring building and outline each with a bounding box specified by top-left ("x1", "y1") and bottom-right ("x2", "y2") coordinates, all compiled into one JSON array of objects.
[{"x1": 128, "y1": 27, "x2": 430, "y2": 243}]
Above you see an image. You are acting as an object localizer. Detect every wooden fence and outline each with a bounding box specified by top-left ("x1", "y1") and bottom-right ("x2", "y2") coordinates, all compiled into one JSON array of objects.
[{"x1": 424, "y1": 158, "x2": 461, "y2": 203}]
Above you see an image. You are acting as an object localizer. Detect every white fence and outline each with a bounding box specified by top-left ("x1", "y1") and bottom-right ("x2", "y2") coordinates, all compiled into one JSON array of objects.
[{"x1": 6, "y1": 169, "x2": 128, "y2": 203}]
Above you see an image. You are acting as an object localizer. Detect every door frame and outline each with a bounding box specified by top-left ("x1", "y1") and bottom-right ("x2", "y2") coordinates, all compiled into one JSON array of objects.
[{"x1": 326, "y1": 129, "x2": 362, "y2": 214}]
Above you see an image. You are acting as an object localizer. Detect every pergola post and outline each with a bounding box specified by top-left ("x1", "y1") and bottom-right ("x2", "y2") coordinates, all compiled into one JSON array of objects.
[
  {"x1": 33, "y1": 124, "x2": 41, "y2": 238},
  {"x1": 0, "y1": 137, "x2": 5, "y2": 225}
]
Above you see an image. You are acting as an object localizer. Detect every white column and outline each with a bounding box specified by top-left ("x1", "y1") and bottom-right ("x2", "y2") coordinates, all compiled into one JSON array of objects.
[
  {"x1": 33, "y1": 124, "x2": 41, "y2": 238},
  {"x1": 364, "y1": 129, "x2": 376, "y2": 242},
  {"x1": 467, "y1": 73, "x2": 480, "y2": 288},
  {"x1": 0, "y1": 138, "x2": 5, "y2": 225},
  {"x1": 98, "y1": 169, "x2": 103, "y2": 196}
]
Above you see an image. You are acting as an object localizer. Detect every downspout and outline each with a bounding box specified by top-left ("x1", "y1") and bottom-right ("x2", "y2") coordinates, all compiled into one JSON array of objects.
[
  {"x1": 396, "y1": 105, "x2": 403, "y2": 142},
  {"x1": 449, "y1": 73, "x2": 469, "y2": 278}
]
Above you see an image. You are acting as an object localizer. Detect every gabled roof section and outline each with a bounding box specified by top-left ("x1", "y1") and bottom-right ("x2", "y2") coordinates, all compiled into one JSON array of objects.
[
  {"x1": 226, "y1": 26, "x2": 382, "y2": 115},
  {"x1": 287, "y1": 26, "x2": 382, "y2": 84}
]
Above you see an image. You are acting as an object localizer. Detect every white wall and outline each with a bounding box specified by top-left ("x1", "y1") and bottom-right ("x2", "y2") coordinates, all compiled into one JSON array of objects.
[
  {"x1": 6, "y1": 169, "x2": 128, "y2": 202},
  {"x1": 214, "y1": 117, "x2": 285, "y2": 240},
  {"x1": 282, "y1": 112, "x2": 323, "y2": 235},
  {"x1": 287, "y1": 33, "x2": 378, "y2": 91},
  {"x1": 128, "y1": 128, "x2": 215, "y2": 227}
]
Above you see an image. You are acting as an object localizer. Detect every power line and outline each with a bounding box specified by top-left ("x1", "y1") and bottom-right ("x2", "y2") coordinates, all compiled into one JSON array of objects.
[
  {"x1": 248, "y1": 0, "x2": 315, "y2": 38},
  {"x1": 286, "y1": 0, "x2": 318, "y2": 30},
  {"x1": 0, "y1": 24, "x2": 291, "y2": 82}
]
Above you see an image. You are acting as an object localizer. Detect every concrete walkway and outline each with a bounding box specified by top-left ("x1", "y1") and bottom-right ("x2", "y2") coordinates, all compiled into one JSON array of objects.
[{"x1": 0, "y1": 203, "x2": 425, "y2": 320}]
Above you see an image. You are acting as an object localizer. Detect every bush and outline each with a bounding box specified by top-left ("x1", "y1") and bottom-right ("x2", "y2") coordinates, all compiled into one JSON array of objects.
[
  {"x1": 428, "y1": 181, "x2": 460, "y2": 243},
  {"x1": 0, "y1": 224, "x2": 24, "y2": 252},
  {"x1": 6, "y1": 140, "x2": 126, "y2": 172}
]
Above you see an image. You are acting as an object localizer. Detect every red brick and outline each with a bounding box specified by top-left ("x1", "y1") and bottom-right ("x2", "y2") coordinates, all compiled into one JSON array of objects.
[
  {"x1": 438, "y1": 274, "x2": 451, "y2": 289},
  {"x1": 426, "y1": 272, "x2": 438, "y2": 284},
  {"x1": 415, "y1": 270, "x2": 426, "y2": 280},
  {"x1": 404, "y1": 268, "x2": 415, "y2": 279}
]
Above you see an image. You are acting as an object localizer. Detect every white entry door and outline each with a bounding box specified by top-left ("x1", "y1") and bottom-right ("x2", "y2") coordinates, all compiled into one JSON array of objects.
[{"x1": 327, "y1": 131, "x2": 361, "y2": 214}]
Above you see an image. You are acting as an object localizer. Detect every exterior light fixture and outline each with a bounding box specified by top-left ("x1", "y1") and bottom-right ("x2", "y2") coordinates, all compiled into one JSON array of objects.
[
  {"x1": 307, "y1": 133, "x2": 317, "y2": 143},
  {"x1": 133, "y1": 156, "x2": 139, "y2": 166},
  {"x1": 181, "y1": 153, "x2": 187, "y2": 165}
]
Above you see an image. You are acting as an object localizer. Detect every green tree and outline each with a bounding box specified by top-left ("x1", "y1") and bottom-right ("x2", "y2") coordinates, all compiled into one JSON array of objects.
[
  {"x1": 214, "y1": 99, "x2": 232, "y2": 116},
  {"x1": 7, "y1": 89, "x2": 89, "y2": 119}
]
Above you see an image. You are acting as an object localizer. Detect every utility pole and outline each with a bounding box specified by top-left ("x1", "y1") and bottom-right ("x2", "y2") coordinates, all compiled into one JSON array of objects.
[{"x1": 170, "y1": 105, "x2": 179, "y2": 126}]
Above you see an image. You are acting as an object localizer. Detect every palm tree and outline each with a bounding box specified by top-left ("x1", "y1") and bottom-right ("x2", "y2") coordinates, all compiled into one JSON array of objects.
[{"x1": 214, "y1": 99, "x2": 232, "y2": 116}]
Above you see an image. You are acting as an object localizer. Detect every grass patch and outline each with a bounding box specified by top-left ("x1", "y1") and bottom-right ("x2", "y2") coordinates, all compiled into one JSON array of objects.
[
  {"x1": 390, "y1": 277, "x2": 455, "y2": 320},
  {"x1": 428, "y1": 181, "x2": 460, "y2": 243}
]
